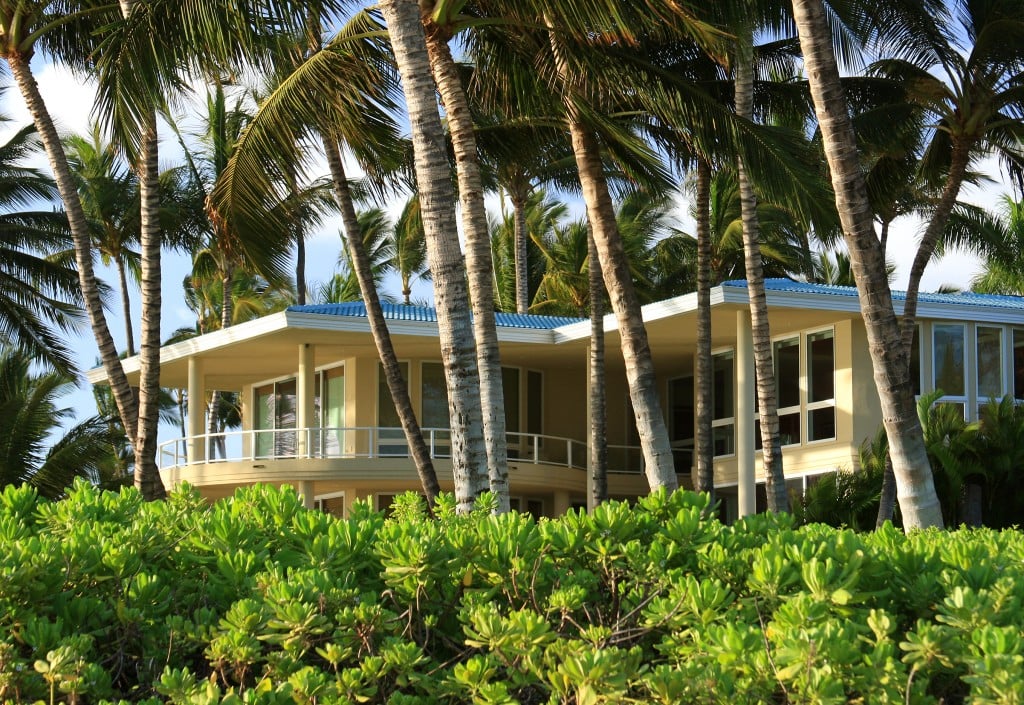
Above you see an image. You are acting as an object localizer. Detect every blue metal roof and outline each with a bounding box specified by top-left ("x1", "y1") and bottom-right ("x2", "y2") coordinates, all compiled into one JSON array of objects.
[
  {"x1": 288, "y1": 301, "x2": 584, "y2": 330},
  {"x1": 722, "y1": 279, "x2": 1024, "y2": 311}
]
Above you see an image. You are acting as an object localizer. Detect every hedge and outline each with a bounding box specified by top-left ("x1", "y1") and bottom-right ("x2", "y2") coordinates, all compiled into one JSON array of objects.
[{"x1": 1, "y1": 480, "x2": 1022, "y2": 704}]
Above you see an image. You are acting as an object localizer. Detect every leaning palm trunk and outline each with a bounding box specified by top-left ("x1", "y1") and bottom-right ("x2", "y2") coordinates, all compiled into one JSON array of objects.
[
  {"x1": 792, "y1": 0, "x2": 943, "y2": 529},
  {"x1": 380, "y1": 0, "x2": 489, "y2": 513},
  {"x1": 694, "y1": 158, "x2": 715, "y2": 503},
  {"x1": 133, "y1": 116, "x2": 166, "y2": 499},
  {"x1": 544, "y1": 21, "x2": 677, "y2": 492},
  {"x1": 424, "y1": 26, "x2": 510, "y2": 512},
  {"x1": 734, "y1": 40, "x2": 787, "y2": 513},
  {"x1": 588, "y1": 224, "x2": 608, "y2": 507},
  {"x1": 7, "y1": 54, "x2": 141, "y2": 451},
  {"x1": 323, "y1": 135, "x2": 441, "y2": 507},
  {"x1": 116, "y1": 258, "x2": 136, "y2": 356}
]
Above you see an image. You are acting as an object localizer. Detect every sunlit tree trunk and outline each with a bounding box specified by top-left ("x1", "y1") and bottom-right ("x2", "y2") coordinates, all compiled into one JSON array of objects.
[
  {"x1": 512, "y1": 190, "x2": 531, "y2": 314},
  {"x1": 792, "y1": 0, "x2": 942, "y2": 529},
  {"x1": 545, "y1": 19, "x2": 677, "y2": 492},
  {"x1": 734, "y1": 36, "x2": 787, "y2": 512},
  {"x1": 379, "y1": 0, "x2": 489, "y2": 511},
  {"x1": 694, "y1": 158, "x2": 715, "y2": 504},
  {"x1": 424, "y1": 24, "x2": 510, "y2": 512},
  {"x1": 588, "y1": 223, "x2": 608, "y2": 506},
  {"x1": 323, "y1": 135, "x2": 441, "y2": 507}
]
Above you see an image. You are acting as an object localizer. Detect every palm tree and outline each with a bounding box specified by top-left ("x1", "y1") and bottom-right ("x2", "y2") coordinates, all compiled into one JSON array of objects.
[
  {"x1": 0, "y1": 348, "x2": 116, "y2": 499},
  {"x1": 386, "y1": 195, "x2": 429, "y2": 306},
  {"x1": 957, "y1": 197, "x2": 1024, "y2": 295},
  {"x1": 65, "y1": 125, "x2": 141, "y2": 356},
  {"x1": 791, "y1": 0, "x2": 944, "y2": 528},
  {"x1": 378, "y1": 0, "x2": 490, "y2": 511},
  {"x1": 0, "y1": 119, "x2": 82, "y2": 374},
  {"x1": 206, "y1": 9, "x2": 444, "y2": 507},
  {"x1": 490, "y1": 191, "x2": 567, "y2": 313}
]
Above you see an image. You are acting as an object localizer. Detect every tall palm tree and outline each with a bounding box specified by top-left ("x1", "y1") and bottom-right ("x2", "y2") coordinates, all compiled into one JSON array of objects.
[
  {"x1": 65, "y1": 125, "x2": 142, "y2": 356},
  {"x1": 206, "y1": 9, "x2": 444, "y2": 506},
  {"x1": 379, "y1": 0, "x2": 490, "y2": 511},
  {"x1": 490, "y1": 191, "x2": 567, "y2": 313},
  {"x1": 387, "y1": 195, "x2": 429, "y2": 306},
  {"x1": 0, "y1": 348, "x2": 116, "y2": 500},
  {"x1": 791, "y1": 0, "x2": 944, "y2": 528}
]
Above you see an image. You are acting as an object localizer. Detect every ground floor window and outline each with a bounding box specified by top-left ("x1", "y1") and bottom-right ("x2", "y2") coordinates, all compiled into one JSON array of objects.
[{"x1": 712, "y1": 350, "x2": 735, "y2": 457}]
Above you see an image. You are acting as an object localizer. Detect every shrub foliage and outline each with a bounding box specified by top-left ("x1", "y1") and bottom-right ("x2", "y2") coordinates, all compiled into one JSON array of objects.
[{"x1": 2, "y1": 481, "x2": 1023, "y2": 704}]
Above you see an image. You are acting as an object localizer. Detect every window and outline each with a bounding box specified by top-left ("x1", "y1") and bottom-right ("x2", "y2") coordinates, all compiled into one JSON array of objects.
[
  {"x1": 527, "y1": 370, "x2": 543, "y2": 436},
  {"x1": 712, "y1": 351, "x2": 734, "y2": 456},
  {"x1": 253, "y1": 379, "x2": 296, "y2": 457},
  {"x1": 1014, "y1": 329, "x2": 1024, "y2": 401},
  {"x1": 807, "y1": 329, "x2": 836, "y2": 442},
  {"x1": 977, "y1": 327, "x2": 1003, "y2": 402},
  {"x1": 773, "y1": 337, "x2": 801, "y2": 446},
  {"x1": 378, "y1": 362, "x2": 410, "y2": 455},
  {"x1": 320, "y1": 366, "x2": 345, "y2": 456},
  {"x1": 503, "y1": 367, "x2": 521, "y2": 434},
  {"x1": 933, "y1": 324, "x2": 966, "y2": 416},
  {"x1": 668, "y1": 376, "x2": 694, "y2": 471},
  {"x1": 909, "y1": 327, "x2": 921, "y2": 396}
]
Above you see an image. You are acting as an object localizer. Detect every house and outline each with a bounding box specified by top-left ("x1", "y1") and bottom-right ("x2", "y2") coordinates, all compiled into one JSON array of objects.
[{"x1": 87, "y1": 279, "x2": 1024, "y2": 520}]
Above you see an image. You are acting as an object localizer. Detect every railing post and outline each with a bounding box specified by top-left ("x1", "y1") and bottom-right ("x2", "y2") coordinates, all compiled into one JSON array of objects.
[
  {"x1": 533, "y1": 435, "x2": 539, "y2": 463},
  {"x1": 429, "y1": 429, "x2": 436, "y2": 457},
  {"x1": 567, "y1": 440, "x2": 572, "y2": 469}
]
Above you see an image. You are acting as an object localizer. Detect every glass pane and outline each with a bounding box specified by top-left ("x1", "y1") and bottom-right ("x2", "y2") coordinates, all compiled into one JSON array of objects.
[
  {"x1": 977, "y1": 327, "x2": 1003, "y2": 400},
  {"x1": 779, "y1": 412, "x2": 800, "y2": 445},
  {"x1": 421, "y1": 362, "x2": 449, "y2": 428},
  {"x1": 1015, "y1": 330, "x2": 1024, "y2": 400},
  {"x1": 254, "y1": 384, "x2": 274, "y2": 458},
  {"x1": 275, "y1": 379, "x2": 297, "y2": 456},
  {"x1": 377, "y1": 362, "x2": 409, "y2": 427},
  {"x1": 669, "y1": 377, "x2": 694, "y2": 443},
  {"x1": 712, "y1": 424, "x2": 734, "y2": 457},
  {"x1": 808, "y1": 407, "x2": 836, "y2": 441},
  {"x1": 807, "y1": 330, "x2": 834, "y2": 403},
  {"x1": 503, "y1": 367, "x2": 520, "y2": 433},
  {"x1": 933, "y1": 324, "x2": 965, "y2": 397},
  {"x1": 712, "y1": 352, "x2": 734, "y2": 420},
  {"x1": 910, "y1": 327, "x2": 921, "y2": 396},
  {"x1": 527, "y1": 371, "x2": 543, "y2": 435},
  {"x1": 773, "y1": 338, "x2": 800, "y2": 409},
  {"x1": 324, "y1": 368, "x2": 345, "y2": 456}
]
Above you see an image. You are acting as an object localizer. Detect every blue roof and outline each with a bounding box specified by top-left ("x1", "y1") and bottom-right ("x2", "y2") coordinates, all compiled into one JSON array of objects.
[
  {"x1": 288, "y1": 301, "x2": 584, "y2": 330},
  {"x1": 722, "y1": 279, "x2": 1024, "y2": 311}
]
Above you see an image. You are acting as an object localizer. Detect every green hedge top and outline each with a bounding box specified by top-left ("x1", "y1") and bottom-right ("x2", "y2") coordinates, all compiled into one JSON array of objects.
[{"x1": 1, "y1": 481, "x2": 1022, "y2": 704}]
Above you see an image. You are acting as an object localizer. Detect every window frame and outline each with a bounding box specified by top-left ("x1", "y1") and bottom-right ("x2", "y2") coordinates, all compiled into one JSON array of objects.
[
  {"x1": 711, "y1": 347, "x2": 736, "y2": 459},
  {"x1": 804, "y1": 326, "x2": 837, "y2": 445},
  {"x1": 932, "y1": 322, "x2": 968, "y2": 419}
]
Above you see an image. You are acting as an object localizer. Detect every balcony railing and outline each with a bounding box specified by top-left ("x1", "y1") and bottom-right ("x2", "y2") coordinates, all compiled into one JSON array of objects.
[{"x1": 157, "y1": 427, "x2": 647, "y2": 474}]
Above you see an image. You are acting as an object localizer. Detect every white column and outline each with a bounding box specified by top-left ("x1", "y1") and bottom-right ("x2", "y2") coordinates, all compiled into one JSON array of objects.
[
  {"x1": 297, "y1": 344, "x2": 316, "y2": 457},
  {"x1": 187, "y1": 357, "x2": 206, "y2": 464},
  {"x1": 553, "y1": 490, "x2": 571, "y2": 517},
  {"x1": 736, "y1": 310, "x2": 756, "y2": 517},
  {"x1": 298, "y1": 480, "x2": 315, "y2": 510}
]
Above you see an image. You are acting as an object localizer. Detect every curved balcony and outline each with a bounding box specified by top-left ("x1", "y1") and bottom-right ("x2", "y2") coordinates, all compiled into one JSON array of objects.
[{"x1": 156, "y1": 427, "x2": 659, "y2": 497}]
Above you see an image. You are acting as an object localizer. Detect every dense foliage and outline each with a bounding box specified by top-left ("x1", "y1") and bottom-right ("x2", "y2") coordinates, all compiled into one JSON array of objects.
[{"x1": 2, "y1": 483, "x2": 1023, "y2": 704}]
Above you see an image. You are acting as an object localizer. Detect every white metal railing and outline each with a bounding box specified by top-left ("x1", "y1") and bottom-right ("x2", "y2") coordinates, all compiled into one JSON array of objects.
[{"x1": 157, "y1": 427, "x2": 645, "y2": 474}]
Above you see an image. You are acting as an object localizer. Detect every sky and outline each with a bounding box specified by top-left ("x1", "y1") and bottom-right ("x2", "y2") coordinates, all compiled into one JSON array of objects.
[{"x1": 1, "y1": 58, "x2": 1011, "y2": 446}]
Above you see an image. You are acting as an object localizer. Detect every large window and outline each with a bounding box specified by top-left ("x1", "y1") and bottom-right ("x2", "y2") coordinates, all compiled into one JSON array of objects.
[
  {"x1": 712, "y1": 351, "x2": 734, "y2": 457},
  {"x1": 977, "y1": 326, "x2": 1003, "y2": 403},
  {"x1": 378, "y1": 362, "x2": 410, "y2": 455},
  {"x1": 668, "y1": 376, "x2": 694, "y2": 471},
  {"x1": 320, "y1": 367, "x2": 345, "y2": 456},
  {"x1": 1014, "y1": 329, "x2": 1024, "y2": 401},
  {"x1": 933, "y1": 323, "x2": 966, "y2": 416},
  {"x1": 254, "y1": 379, "x2": 296, "y2": 457},
  {"x1": 773, "y1": 337, "x2": 801, "y2": 446},
  {"x1": 807, "y1": 329, "x2": 836, "y2": 442}
]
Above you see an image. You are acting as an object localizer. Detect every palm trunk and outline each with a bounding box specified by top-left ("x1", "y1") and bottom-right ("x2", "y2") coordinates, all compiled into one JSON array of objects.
[
  {"x1": 133, "y1": 116, "x2": 166, "y2": 499},
  {"x1": 116, "y1": 258, "x2": 136, "y2": 357},
  {"x1": 7, "y1": 53, "x2": 140, "y2": 446},
  {"x1": 876, "y1": 453, "x2": 897, "y2": 527},
  {"x1": 323, "y1": 135, "x2": 441, "y2": 507},
  {"x1": 792, "y1": 0, "x2": 943, "y2": 529},
  {"x1": 588, "y1": 223, "x2": 608, "y2": 507},
  {"x1": 734, "y1": 40, "x2": 788, "y2": 513},
  {"x1": 545, "y1": 20, "x2": 677, "y2": 492},
  {"x1": 512, "y1": 191, "x2": 531, "y2": 314},
  {"x1": 379, "y1": 0, "x2": 489, "y2": 512},
  {"x1": 694, "y1": 158, "x2": 715, "y2": 503},
  {"x1": 898, "y1": 144, "x2": 971, "y2": 350},
  {"x1": 296, "y1": 224, "x2": 307, "y2": 305},
  {"x1": 425, "y1": 26, "x2": 510, "y2": 512}
]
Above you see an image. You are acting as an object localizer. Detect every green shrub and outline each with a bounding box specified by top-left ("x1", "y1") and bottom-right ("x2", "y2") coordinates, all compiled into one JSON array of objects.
[{"x1": 2, "y1": 480, "x2": 1024, "y2": 703}]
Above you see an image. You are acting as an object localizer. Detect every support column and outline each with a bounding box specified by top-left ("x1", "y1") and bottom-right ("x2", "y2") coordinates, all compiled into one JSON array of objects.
[
  {"x1": 553, "y1": 490, "x2": 571, "y2": 517},
  {"x1": 297, "y1": 344, "x2": 316, "y2": 458},
  {"x1": 298, "y1": 480, "x2": 315, "y2": 510},
  {"x1": 736, "y1": 310, "x2": 756, "y2": 518},
  {"x1": 187, "y1": 357, "x2": 206, "y2": 464}
]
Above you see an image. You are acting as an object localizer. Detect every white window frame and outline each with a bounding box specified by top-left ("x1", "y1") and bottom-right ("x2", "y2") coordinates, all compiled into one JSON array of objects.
[
  {"x1": 711, "y1": 347, "x2": 736, "y2": 458},
  {"x1": 770, "y1": 335, "x2": 802, "y2": 448},
  {"x1": 932, "y1": 322, "x2": 968, "y2": 419},
  {"x1": 804, "y1": 326, "x2": 837, "y2": 445},
  {"x1": 975, "y1": 325, "x2": 1004, "y2": 407}
]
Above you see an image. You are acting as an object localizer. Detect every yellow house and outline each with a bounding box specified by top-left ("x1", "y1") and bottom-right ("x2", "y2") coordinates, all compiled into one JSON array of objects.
[{"x1": 87, "y1": 279, "x2": 1024, "y2": 520}]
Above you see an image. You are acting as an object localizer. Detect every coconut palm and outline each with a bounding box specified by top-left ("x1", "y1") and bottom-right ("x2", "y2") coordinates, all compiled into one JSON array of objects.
[
  {"x1": 0, "y1": 119, "x2": 82, "y2": 374},
  {"x1": 0, "y1": 348, "x2": 116, "y2": 499},
  {"x1": 791, "y1": 0, "x2": 944, "y2": 528},
  {"x1": 387, "y1": 195, "x2": 429, "y2": 306},
  {"x1": 491, "y1": 191, "x2": 568, "y2": 313}
]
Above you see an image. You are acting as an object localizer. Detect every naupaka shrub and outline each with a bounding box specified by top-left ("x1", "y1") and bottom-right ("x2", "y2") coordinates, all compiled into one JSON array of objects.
[{"x1": 1, "y1": 480, "x2": 1022, "y2": 704}]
